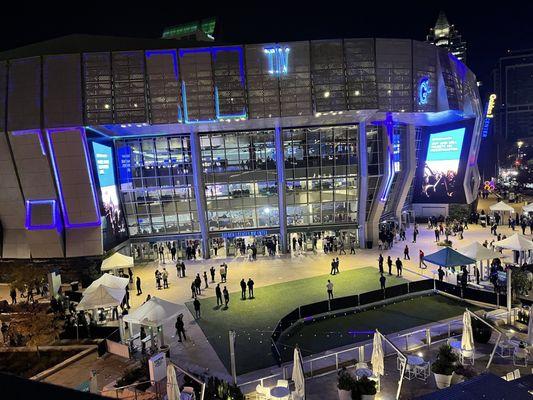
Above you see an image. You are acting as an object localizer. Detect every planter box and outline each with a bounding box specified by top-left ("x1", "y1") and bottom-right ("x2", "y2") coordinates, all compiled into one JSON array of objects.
[
  {"x1": 434, "y1": 373, "x2": 452, "y2": 389},
  {"x1": 338, "y1": 389, "x2": 351, "y2": 400}
]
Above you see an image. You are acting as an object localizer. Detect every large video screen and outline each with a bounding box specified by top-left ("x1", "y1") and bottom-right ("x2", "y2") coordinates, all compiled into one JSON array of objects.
[
  {"x1": 414, "y1": 126, "x2": 469, "y2": 203},
  {"x1": 92, "y1": 142, "x2": 128, "y2": 250}
]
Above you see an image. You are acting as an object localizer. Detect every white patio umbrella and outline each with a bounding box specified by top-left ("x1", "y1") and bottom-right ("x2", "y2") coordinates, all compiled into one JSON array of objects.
[
  {"x1": 84, "y1": 273, "x2": 129, "y2": 295},
  {"x1": 292, "y1": 347, "x2": 305, "y2": 400},
  {"x1": 101, "y1": 252, "x2": 134, "y2": 272},
  {"x1": 371, "y1": 332, "x2": 384, "y2": 377},
  {"x1": 77, "y1": 285, "x2": 125, "y2": 310},
  {"x1": 528, "y1": 306, "x2": 533, "y2": 346},
  {"x1": 166, "y1": 364, "x2": 180, "y2": 400},
  {"x1": 461, "y1": 311, "x2": 474, "y2": 352}
]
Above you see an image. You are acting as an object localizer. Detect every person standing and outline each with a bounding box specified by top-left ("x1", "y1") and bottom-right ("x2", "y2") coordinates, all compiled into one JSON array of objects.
[
  {"x1": 438, "y1": 266, "x2": 445, "y2": 282},
  {"x1": 247, "y1": 278, "x2": 254, "y2": 299},
  {"x1": 395, "y1": 257, "x2": 403, "y2": 277},
  {"x1": 412, "y1": 226, "x2": 418, "y2": 243},
  {"x1": 220, "y1": 264, "x2": 226, "y2": 283},
  {"x1": 193, "y1": 298, "x2": 201, "y2": 319},
  {"x1": 194, "y1": 274, "x2": 202, "y2": 295},
  {"x1": 474, "y1": 265, "x2": 480, "y2": 285},
  {"x1": 240, "y1": 279, "x2": 247, "y2": 300},
  {"x1": 330, "y1": 258, "x2": 336, "y2": 275},
  {"x1": 155, "y1": 270, "x2": 162, "y2": 290},
  {"x1": 350, "y1": 240, "x2": 356, "y2": 254},
  {"x1": 136, "y1": 277, "x2": 142, "y2": 296},
  {"x1": 162, "y1": 268, "x2": 169, "y2": 289},
  {"x1": 387, "y1": 256, "x2": 393, "y2": 276},
  {"x1": 335, "y1": 257, "x2": 340, "y2": 274},
  {"x1": 378, "y1": 254, "x2": 384, "y2": 274},
  {"x1": 223, "y1": 286, "x2": 230, "y2": 308},
  {"x1": 190, "y1": 282, "x2": 197, "y2": 299},
  {"x1": 434, "y1": 228, "x2": 440, "y2": 242},
  {"x1": 203, "y1": 271, "x2": 209, "y2": 289},
  {"x1": 140, "y1": 326, "x2": 147, "y2": 354},
  {"x1": 181, "y1": 262, "x2": 186, "y2": 278},
  {"x1": 210, "y1": 266, "x2": 216, "y2": 283},
  {"x1": 176, "y1": 262, "x2": 181, "y2": 279},
  {"x1": 380, "y1": 273, "x2": 386, "y2": 290},
  {"x1": 403, "y1": 245, "x2": 410, "y2": 260},
  {"x1": 326, "y1": 280, "x2": 334, "y2": 300},
  {"x1": 215, "y1": 284, "x2": 223, "y2": 306},
  {"x1": 175, "y1": 314, "x2": 186, "y2": 342},
  {"x1": 9, "y1": 287, "x2": 16, "y2": 304}
]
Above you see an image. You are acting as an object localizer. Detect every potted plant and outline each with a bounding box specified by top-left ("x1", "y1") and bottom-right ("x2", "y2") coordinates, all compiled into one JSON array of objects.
[
  {"x1": 451, "y1": 364, "x2": 477, "y2": 385},
  {"x1": 431, "y1": 344, "x2": 458, "y2": 389},
  {"x1": 337, "y1": 370, "x2": 355, "y2": 400},
  {"x1": 353, "y1": 376, "x2": 377, "y2": 400}
]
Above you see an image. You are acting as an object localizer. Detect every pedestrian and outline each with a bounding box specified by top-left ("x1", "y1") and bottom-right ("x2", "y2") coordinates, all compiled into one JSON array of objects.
[
  {"x1": 194, "y1": 274, "x2": 202, "y2": 295},
  {"x1": 438, "y1": 266, "x2": 445, "y2": 282},
  {"x1": 128, "y1": 267, "x2": 133, "y2": 284},
  {"x1": 223, "y1": 286, "x2": 229, "y2": 307},
  {"x1": 162, "y1": 268, "x2": 169, "y2": 289},
  {"x1": 247, "y1": 278, "x2": 254, "y2": 299},
  {"x1": 191, "y1": 282, "x2": 196, "y2": 299},
  {"x1": 475, "y1": 266, "x2": 480, "y2": 285},
  {"x1": 335, "y1": 257, "x2": 340, "y2": 274},
  {"x1": 378, "y1": 254, "x2": 384, "y2": 274},
  {"x1": 175, "y1": 314, "x2": 186, "y2": 342},
  {"x1": 193, "y1": 298, "x2": 201, "y2": 319},
  {"x1": 136, "y1": 277, "x2": 142, "y2": 296},
  {"x1": 419, "y1": 250, "x2": 427, "y2": 269},
  {"x1": 171, "y1": 245, "x2": 176, "y2": 261},
  {"x1": 181, "y1": 261, "x2": 186, "y2": 277},
  {"x1": 140, "y1": 326, "x2": 147, "y2": 354},
  {"x1": 176, "y1": 262, "x2": 181, "y2": 279},
  {"x1": 380, "y1": 273, "x2": 386, "y2": 290},
  {"x1": 434, "y1": 228, "x2": 440, "y2": 242},
  {"x1": 240, "y1": 279, "x2": 247, "y2": 300},
  {"x1": 403, "y1": 245, "x2": 410, "y2": 260},
  {"x1": 395, "y1": 257, "x2": 403, "y2": 277},
  {"x1": 220, "y1": 265, "x2": 226, "y2": 283},
  {"x1": 350, "y1": 241, "x2": 356, "y2": 254},
  {"x1": 330, "y1": 258, "x2": 336, "y2": 275},
  {"x1": 210, "y1": 266, "x2": 216, "y2": 282},
  {"x1": 412, "y1": 227, "x2": 418, "y2": 243},
  {"x1": 215, "y1": 284, "x2": 223, "y2": 306},
  {"x1": 203, "y1": 271, "x2": 209, "y2": 289},
  {"x1": 387, "y1": 256, "x2": 393, "y2": 276},
  {"x1": 326, "y1": 280, "x2": 334, "y2": 300},
  {"x1": 155, "y1": 270, "x2": 161, "y2": 290},
  {"x1": 9, "y1": 287, "x2": 16, "y2": 304}
]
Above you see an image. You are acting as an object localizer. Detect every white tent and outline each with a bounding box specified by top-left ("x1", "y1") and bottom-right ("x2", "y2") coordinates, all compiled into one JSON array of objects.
[
  {"x1": 457, "y1": 242, "x2": 508, "y2": 280},
  {"x1": 77, "y1": 285, "x2": 125, "y2": 310},
  {"x1": 123, "y1": 297, "x2": 185, "y2": 328},
  {"x1": 101, "y1": 252, "x2": 134, "y2": 272},
  {"x1": 371, "y1": 332, "x2": 384, "y2": 377},
  {"x1": 166, "y1": 364, "x2": 180, "y2": 400},
  {"x1": 489, "y1": 201, "x2": 515, "y2": 213},
  {"x1": 291, "y1": 347, "x2": 305, "y2": 400},
  {"x1": 493, "y1": 233, "x2": 533, "y2": 251},
  {"x1": 523, "y1": 203, "x2": 533, "y2": 213},
  {"x1": 84, "y1": 273, "x2": 129, "y2": 295}
]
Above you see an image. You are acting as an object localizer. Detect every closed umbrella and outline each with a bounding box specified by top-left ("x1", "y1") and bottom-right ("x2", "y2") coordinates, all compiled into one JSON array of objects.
[
  {"x1": 371, "y1": 332, "x2": 384, "y2": 377},
  {"x1": 528, "y1": 306, "x2": 533, "y2": 346},
  {"x1": 166, "y1": 364, "x2": 180, "y2": 400},
  {"x1": 292, "y1": 347, "x2": 305, "y2": 400},
  {"x1": 461, "y1": 311, "x2": 474, "y2": 352}
]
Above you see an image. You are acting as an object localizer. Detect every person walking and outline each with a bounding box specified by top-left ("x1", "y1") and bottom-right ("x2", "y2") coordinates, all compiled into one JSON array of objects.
[
  {"x1": 223, "y1": 286, "x2": 230, "y2": 308},
  {"x1": 240, "y1": 279, "x2": 247, "y2": 300},
  {"x1": 193, "y1": 298, "x2": 201, "y2": 319},
  {"x1": 220, "y1": 265, "x2": 226, "y2": 283},
  {"x1": 330, "y1": 258, "x2": 336, "y2": 275},
  {"x1": 210, "y1": 266, "x2": 216, "y2": 283},
  {"x1": 380, "y1": 273, "x2": 386, "y2": 290},
  {"x1": 247, "y1": 278, "x2": 254, "y2": 299},
  {"x1": 162, "y1": 268, "x2": 169, "y2": 289},
  {"x1": 395, "y1": 257, "x2": 403, "y2": 277},
  {"x1": 419, "y1": 249, "x2": 427, "y2": 269},
  {"x1": 403, "y1": 245, "x2": 410, "y2": 260},
  {"x1": 136, "y1": 277, "x2": 142, "y2": 296},
  {"x1": 326, "y1": 280, "x2": 334, "y2": 300},
  {"x1": 176, "y1": 262, "x2": 181, "y2": 279},
  {"x1": 387, "y1": 256, "x2": 393, "y2": 276},
  {"x1": 378, "y1": 254, "x2": 384, "y2": 274},
  {"x1": 175, "y1": 314, "x2": 186, "y2": 342},
  {"x1": 190, "y1": 282, "x2": 197, "y2": 299},
  {"x1": 171, "y1": 245, "x2": 176, "y2": 261},
  {"x1": 438, "y1": 266, "x2": 445, "y2": 282},
  {"x1": 215, "y1": 284, "x2": 223, "y2": 306},
  {"x1": 203, "y1": 271, "x2": 209, "y2": 289},
  {"x1": 350, "y1": 240, "x2": 356, "y2": 254}
]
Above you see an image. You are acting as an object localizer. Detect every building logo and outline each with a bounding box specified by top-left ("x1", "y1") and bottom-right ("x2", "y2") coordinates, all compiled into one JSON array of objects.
[
  {"x1": 263, "y1": 45, "x2": 290, "y2": 75},
  {"x1": 418, "y1": 77, "x2": 432, "y2": 105},
  {"x1": 482, "y1": 93, "x2": 497, "y2": 138}
]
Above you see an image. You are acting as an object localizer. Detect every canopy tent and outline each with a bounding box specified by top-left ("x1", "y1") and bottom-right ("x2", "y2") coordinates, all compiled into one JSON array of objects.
[
  {"x1": 489, "y1": 201, "x2": 515, "y2": 213},
  {"x1": 77, "y1": 285, "x2": 125, "y2": 310},
  {"x1": 523, "y1": 203, "x2": 533, "y2": 213},
  {"x1": 291, "y1": 347, "x2": 305, "y2": 400},
  {"x1": 456, "y1": 242, "x2": 507, "y2": 280},
  {"x1": 123, "y1": 297, "x2": 185, "y2": 328},
  {"x1": 84, "y1": 273, "x2": 129, "y2": 295},
  {"x1": 423, "y1": 247, "x2": 476, "y2": 268},
  {"x1": 493, "y1": 233, "x2": 533, "y2": 251},
  {"x1": 101, "y1": 252, "x2": 134, "y2": 272}
]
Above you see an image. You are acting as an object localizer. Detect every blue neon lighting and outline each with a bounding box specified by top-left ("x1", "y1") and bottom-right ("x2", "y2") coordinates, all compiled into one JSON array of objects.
[
  {"x1": 11, "y1": 129, "x2": 47, "y2": 156},
  {"x1": 25, "y1": 199, "x2": 60, "y2": 231},
  {"x1": 418, "y1": 77, "x2": 432, "y2": 105},
  {"x1": 372, "y1": 113, "x2": 398, "y2": 203},
  {"x1": 263, "y1": 45, "x2": 290, "y2": 75},
  {"x1": 46, "y1": 127, "x2": 101, "y2": 229}
]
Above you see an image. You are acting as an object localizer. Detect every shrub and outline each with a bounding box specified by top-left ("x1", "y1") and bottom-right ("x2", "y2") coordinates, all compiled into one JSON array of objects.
[
  {"x1": 431, "y1": 344, "x2": 458, "y2": 376},
  {"x1": 355, "y1": 376, "x2": 377, "y2": 395},
  {"x1": 454, "y1": 364, "x2": 477, "y2": 379},
  {"x1": 337, "y1": 371, "x2": 355, "y2": 391}
]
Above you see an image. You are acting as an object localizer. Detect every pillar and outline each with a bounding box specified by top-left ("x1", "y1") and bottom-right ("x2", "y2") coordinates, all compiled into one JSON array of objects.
[
  {"x1": 275, "y1": 124, "x2": 287, "y2": 253},
  {"x1": 357, "y1": 121, "x2": 368, "y2": 247},
  {"x1": 190, "y1": 129, "x2": 210, "y2": 259}
]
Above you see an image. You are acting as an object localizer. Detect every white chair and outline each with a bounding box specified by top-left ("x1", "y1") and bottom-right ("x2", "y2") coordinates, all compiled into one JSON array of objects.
[
  {"x1": 355, "y1": 362, "x2": 368, "y2": 369},
  {"x1": 513, "y1": 347, "x2": 528, "y2": 367},
  {"x1": 276, "y1": 379, "x2": 289, "y2": 388},
  {"x1": 513, "y1": 369, "x2": 521, "y2": 379},
  {"x1": 414, "y1": 362, "x2": 430, "y2": 382},
  {"x1": 506, "y1": 372, "x2": 515, "y2": 381},
  {"x1": 460, "y1": 348, "x2": 475, "y2": 365},
  {"x1": 497, "y1": 340, "x2": 514, "y2": 358},
  {"x1": 404, "y1": 363, "x2": 416, "y2": 380},
  {"x1": 255, "y1": 384, "x2": 269, "y2": 400}
]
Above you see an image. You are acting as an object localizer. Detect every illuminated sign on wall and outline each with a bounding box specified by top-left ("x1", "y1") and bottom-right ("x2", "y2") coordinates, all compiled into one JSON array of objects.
[
  {"x1": 263, "y1": 45, "x2": 290, "y2": 75},
  {"x1": 482, "y1": 94, "x2": 497, "y2": 138},
  {"x1": 418, "y1": 77, "x2": 432, "y2": 105},
  {"x1": 222, "y1": 230, "x2": 268, "y2": 239}
]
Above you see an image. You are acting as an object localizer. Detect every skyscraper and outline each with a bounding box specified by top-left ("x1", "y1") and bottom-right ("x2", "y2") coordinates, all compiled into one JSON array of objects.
[{"x1": 426, "y1": 11, "x2": 467, "y2": 62}]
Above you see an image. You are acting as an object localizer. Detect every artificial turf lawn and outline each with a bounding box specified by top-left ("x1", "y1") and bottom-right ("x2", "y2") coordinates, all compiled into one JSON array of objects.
[{"x1": 186, "y1": 267, "x2": 407, "y2": 374}]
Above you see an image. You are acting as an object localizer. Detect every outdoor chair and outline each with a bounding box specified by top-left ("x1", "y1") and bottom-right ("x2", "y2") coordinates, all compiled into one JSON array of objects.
[
  {"x1": 513, "y1": 369, "x2": 521, "y2": 379},
  {"x1": 506, "y1": 372, "x2": 515, "y2": 381},
  {"x1": 255, "y1": 384, "x2": 270, "y2": 399},
  {"x1": 460, "y1": 348, "x2": 475, "y2": 365},
  {"x1": 355, "y1": 362, "x2": 368, "y2": 370},
  {"x1": 513, "y1": 347, "x2": 529, "y2": 367},
  {"x1": 414, "y1": 362, "x2": 431, "y2": 382},
  {"x1": 276, "y1": 379, "x2": 289, "y2": 388},
  {"x1": 496, "y1": 340, "x2": 514, "y2": 358}
]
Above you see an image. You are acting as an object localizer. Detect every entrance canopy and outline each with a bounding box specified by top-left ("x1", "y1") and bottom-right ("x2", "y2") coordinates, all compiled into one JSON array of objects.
[
  {"x1": 423, "y1": 247, "x2": 476, "y2": 267},
  {"x1": 84, "y1": 273, "x2": 129, "y2": 295},
  {"x1": 493, "y1": 233, "x2": 533, "y2": 251},
  {"x1": 101, "y1": 252, "x2": 134, "y2": 272},
  {"x1": 489, "y1": 201, "x2": 515, "y2": 213},
  {"x1": 123, "y1": 297, "x2": 186, "y2": 328},
  {"x1": 77, "y1": 285, "x2": 125, "y2": 310},
  {"x1": 456, "y1": 242, "x2": 507, "y2": 261}
]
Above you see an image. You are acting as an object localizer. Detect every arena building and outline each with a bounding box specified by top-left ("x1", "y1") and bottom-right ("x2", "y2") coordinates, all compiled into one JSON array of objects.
[{"x1": 0, "y1": 35, "x2": 482, "y2": 267}]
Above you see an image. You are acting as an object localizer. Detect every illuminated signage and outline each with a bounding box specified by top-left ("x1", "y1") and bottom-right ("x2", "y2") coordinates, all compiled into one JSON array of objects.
[
  {"x1": 418, "y1": 77, "x2": 432, "y2": 105},
  {"x1": 482, "y1": 94, "x2": 497, "y2": 138},
  {"x1": 222, "y1": 230, "x2": 268, "y2": 239},
  {"x1": 263, "y1": 45, "x2": 290, "y2": 75}
]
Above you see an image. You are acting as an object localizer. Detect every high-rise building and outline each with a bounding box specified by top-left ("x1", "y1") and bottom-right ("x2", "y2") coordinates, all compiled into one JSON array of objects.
[{"x1": 426, "y1": 11, "x2": 467, "y2": 62}]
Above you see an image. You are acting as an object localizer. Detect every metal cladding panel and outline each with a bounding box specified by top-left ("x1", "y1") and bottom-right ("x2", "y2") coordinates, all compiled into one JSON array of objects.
[
  {"x1": 279, "y1": 41, "x2": 312, "y2": 117},
  {"x1": 375, "y1": 39, "x2": 413, "y2": 112},
  {"x1": 43, "y1": 54, "x2": 83, "y2": 128},
  {"x1": 179, "y1": 49, "x2": 215, "y2": 122},
  {"x1": 83, "y1": 52, "x2": 113, "y2": 124},
  {"x1": 438, "y1": 49, "x2": 463, "y2": 110},
  {"x1": 0, "y1": 61, "x2": 6, "y2": 131},
  {"x1": 412, "y1": 41, "x2": 438, "y2": 113},
  {"x1": 7, "y1": 57, "x2": 41, "y2": 131},
  {"x1": 112, "y1": 51, "x2": 147, "y2": 123},
  {"x1": 213, "y1": 47, "x2": 246, "y2": 118},
  {"x1": 65, "y1": 226, "x2": 102, "y2": 257},
  {"x1": 344, "y1": 38, "x2": 378, "y2": 110},
  {"x1": 311, "y1": 40, "x2": 347, "y2": 112},
  {"x1": 145, "y1": 50, "x2": 181, "y2": 124},
  {"x1": 245, "y1": 44, "x2": 281, "y2": 119}
]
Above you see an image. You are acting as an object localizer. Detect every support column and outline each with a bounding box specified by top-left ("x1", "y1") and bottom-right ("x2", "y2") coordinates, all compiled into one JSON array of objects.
[
  {"x1": 393, "y1": 124, "x2": 416, "y2": 223},
  {"x1": 275, "y1": 124, "x2": 287, "y2": 254},
  {"x1": 357, "y1": 121, "x2": 368, "y2": 248},
  {"x1": 190, "y1": 129, "x2": 210, "y2": 259}
]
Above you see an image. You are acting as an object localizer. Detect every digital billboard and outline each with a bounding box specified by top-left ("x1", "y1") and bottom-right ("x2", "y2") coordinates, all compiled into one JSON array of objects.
[
  {"x1": 414, "y1": 126, "x2": 469, "y2": 204},
  {"x1": 92, "y1": 142, "x2": 128, "y2": 250}
]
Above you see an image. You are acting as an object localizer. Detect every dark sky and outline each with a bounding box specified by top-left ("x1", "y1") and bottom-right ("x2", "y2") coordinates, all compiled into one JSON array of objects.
[{"x1": 1, "y1": 2, "x2": 533, "y2": 88}]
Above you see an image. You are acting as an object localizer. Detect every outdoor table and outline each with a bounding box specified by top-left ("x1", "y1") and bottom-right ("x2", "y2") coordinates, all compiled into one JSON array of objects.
[
  {"x1": 450, "y1": 340, "x2": 461, "y2": 353},
  {"x1": 270, "y1": 386, "x2": 290, "y2": 398},
  {"x1": 354, "y1": 368, "x2": 373, "y2": 379},
  {"x1": 407, "y1": 355, "x2": 424, "y2": 366}
]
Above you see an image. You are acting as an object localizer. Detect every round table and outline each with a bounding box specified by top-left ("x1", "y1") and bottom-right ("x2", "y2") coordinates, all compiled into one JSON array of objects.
[
  {"x1": 270, "y1": 386, "x2": 290, "y2": 398},
  {"x1": 450, "y1": 340, "x2": 461, "y2": 352},
  {"x1": 407, "y1": 355, "x2": 424, "y2": 366},
  {"x1": 354, "y1": 368, "x2": 373, "y2": 379}
]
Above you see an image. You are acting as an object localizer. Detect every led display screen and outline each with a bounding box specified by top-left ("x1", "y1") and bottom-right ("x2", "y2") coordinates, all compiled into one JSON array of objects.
[
  {"x1": 92, "y1": 142, "x2": 128, "y2": 250},
  {"x1": 414, "y1": 126, "x2": 470, "y2": 204}
]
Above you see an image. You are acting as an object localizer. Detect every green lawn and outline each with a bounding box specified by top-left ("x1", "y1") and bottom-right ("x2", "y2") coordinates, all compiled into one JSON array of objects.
[{"x1": 186, "y1": 267, "x2": 407, "y2": 374}]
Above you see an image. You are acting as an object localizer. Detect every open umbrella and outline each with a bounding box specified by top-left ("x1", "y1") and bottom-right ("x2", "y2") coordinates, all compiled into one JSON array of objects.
[
  {"x1": 371, "y1": 332, "x2": 384, "y2": 377},
  {"x1": 292, "y1": 347, "x2": 305, "y2": 400},
  {"x1": 166, "y1": 364, "x2": 180, "y2": 400},
  {"x1": 461, "y1": 311, "x2": 474, "y2": 352},
  {"x1": 528, "y1": 306, "x2": 533, "y2": 346}
]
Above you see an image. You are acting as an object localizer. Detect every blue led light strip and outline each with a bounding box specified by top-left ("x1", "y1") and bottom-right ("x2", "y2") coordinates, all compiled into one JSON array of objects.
[
  {"x1": 46, "y1": 127, "x2": 101, "y2": 229},
  {"x1": 11, "y1": 129, "x2": 47, "y2": 156},
  {"x1": 25, "y1": 199, "x2": 60, "y2": 231}
]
